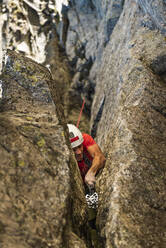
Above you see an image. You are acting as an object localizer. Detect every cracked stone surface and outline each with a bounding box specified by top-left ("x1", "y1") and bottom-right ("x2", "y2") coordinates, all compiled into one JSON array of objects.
[{"x1": 0, "y1": 50, "x2": 88, "y2": 248}]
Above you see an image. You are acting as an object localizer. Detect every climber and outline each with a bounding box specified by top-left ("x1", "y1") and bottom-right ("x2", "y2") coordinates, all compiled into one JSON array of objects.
[{"x1": 67, "y1": 124, "x2": 106, "y2": 188}]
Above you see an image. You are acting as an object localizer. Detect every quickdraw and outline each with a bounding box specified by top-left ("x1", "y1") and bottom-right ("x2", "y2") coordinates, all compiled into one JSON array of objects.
[
  {"x1": 86, "y1": 191, "x2": 98, "y2": 209},
  {"x1": 85, "y1": 186, "x2": 98, "y2": 209}
]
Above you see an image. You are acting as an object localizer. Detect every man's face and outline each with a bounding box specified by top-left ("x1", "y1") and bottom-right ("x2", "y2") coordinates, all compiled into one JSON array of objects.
[{"x1": 73, "y1": 144, "x2": 83, "y2": 162}]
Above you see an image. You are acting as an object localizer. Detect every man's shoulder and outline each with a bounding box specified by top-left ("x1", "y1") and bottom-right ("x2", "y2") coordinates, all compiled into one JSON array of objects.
[
  {"x1": 82, "y1": 133, "x2": 93, "y2": 141},
  {"x1": 82, "y1": 133, "x2": 91, "y2": 138},
  {"x1": 82, "y1": 133, "x2": 96, "y2": 147}
]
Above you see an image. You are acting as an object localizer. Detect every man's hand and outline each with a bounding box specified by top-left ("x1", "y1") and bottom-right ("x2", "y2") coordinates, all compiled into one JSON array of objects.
[
  {"x1": 85, "y1": 143, "x2": 105, "y2": 188},
  {"x1": 85, "y1": 171, "x2": 96, "y2": 187}
]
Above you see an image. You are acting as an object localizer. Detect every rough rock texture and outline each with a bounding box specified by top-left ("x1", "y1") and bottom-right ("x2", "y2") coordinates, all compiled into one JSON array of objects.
[
  {"x1": 57, "y1": 0, "x2": 166, "y2": 246},
  {"x1": 0, "y1": 0, "x2": 92, "y2": 132},
  {"x1": 0, "y1": 0, "x2": 59, "y2": 65},
  {"x1": 1, "y1": 0, "x2": 166, "y2": 247},
  {"x1": 66, "y1": 0, "x2": 124, "y2": 63},
  {"x1": 0, "y1": 50, "x2": 88, "y2": 248},
  {"x1": 64, "y1": 0, "x2": 124, "y2": 123},
  {"x1": 89, "y1": 1, "x2": 166, "y2": 247},
  {"x1": 46, "y1": 32, "x2": 90, "y2": 133}
]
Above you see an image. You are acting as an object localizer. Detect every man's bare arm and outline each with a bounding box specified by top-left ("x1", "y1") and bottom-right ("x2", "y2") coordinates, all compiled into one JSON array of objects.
[{"x1": 85, "y1": 144, "x2": 106, "y2": 186}]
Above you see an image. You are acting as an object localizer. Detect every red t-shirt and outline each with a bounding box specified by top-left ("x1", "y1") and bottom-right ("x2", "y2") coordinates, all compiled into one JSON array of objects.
[{"x1": 78, "y1": 133, "x2": 96, "y2": 180}]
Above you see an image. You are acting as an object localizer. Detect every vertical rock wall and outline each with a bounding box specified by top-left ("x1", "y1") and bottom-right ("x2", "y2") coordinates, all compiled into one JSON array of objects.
[
  {"x1": 1, "y1": 0, "x2": 59, "y2": 65},
  {"x1": 90, "y1": 1, "x2": 166, "y2": 247},
  {"x1": 0, "y1": 50, "x2": 88, "y2": 248},
  {"x1": 1, "y1": 0, "x2": 166, "y2": 247},
  {"x1": 62, "y1": 0, "x2": 125, "y2": 133}
]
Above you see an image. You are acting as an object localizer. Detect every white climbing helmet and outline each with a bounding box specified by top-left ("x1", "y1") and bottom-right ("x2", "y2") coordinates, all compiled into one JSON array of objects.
[{"x1": 67, "y1": 124, "x2": 84, "y2": 148}]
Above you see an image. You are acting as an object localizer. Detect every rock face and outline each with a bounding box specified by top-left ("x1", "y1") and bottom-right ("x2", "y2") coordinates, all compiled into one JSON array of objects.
[
  {"x1": 0, "y1": 50, "x2": 88, "y2": 248},
  {"x1": 1, "y1": 0, "x2": 166, "y2": 247},
  {"x1": 89, "y1": 1, "x2": 166, "y2": 247},
  {"x1": 64, "y1": 0, "x2": 124, "y2": 127},
  {"x1": 0, "y1": 0, "x2": 91, "y2": 132},
  {"x1": 0, "y1": 0, "x2": 59, "y2": 65},
  {"x1": 63, "y1": 0, "x2": 166, "y2": 247}
]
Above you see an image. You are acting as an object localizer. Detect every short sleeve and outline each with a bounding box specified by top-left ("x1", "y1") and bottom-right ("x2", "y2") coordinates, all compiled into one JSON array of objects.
[{"x1": 82, "y1": 133, "x2": 96, "y2": 147}]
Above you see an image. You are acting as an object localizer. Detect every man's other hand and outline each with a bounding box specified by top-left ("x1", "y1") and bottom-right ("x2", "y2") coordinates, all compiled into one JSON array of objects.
[{"x1": 85, "y1": 171, "x2": 95, "y2": 187}]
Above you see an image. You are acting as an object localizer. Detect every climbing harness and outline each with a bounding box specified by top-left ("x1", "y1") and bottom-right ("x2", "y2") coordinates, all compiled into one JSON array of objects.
[
  {"x1": 85, "y1": 185, "x2": 98, "y2": 209},
  {"x1": 76, "y1": 98, "x2": 85, "y2": 128}
]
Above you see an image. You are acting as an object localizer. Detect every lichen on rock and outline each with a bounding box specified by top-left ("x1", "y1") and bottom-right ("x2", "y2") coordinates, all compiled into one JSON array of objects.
[{"x1": 0, "y1": 50, "x2": 88, "y2": 248}]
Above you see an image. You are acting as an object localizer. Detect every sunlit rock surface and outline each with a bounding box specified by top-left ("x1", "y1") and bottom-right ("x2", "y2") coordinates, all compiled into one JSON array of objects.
[
  {"x1": 1, "y1": 0, "x2": 59, "y2": 66},
  {"x1": 1, "y1": 0, "x2": 166, "y2": 247},
  {"x1": 0, "y1": 0, "x2": 70, "y2": 67},
  {"x1": 89, "y1": 1, "x2": 166, "y2": 247},
  {"x1": 0, "y1": 0, "x2": 95, "y2": 131},
  {"x1": 0, "y1": 50, "x2": 88, "y2": 248}
]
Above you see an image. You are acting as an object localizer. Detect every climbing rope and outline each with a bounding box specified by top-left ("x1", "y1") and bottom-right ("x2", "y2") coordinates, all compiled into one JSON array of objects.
[{"x1": 76, "y1": 97, "x2": 85, "y2": 128}]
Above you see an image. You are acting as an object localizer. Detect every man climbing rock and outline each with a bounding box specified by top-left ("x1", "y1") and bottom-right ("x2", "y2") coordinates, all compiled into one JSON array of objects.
[{"x1": 67, "y1": 124, "x2": 106, "y2": 187}]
